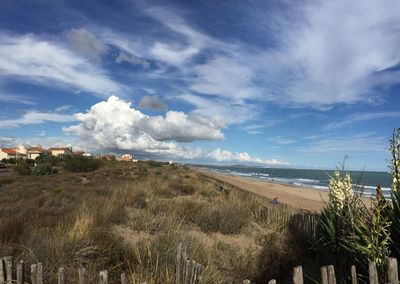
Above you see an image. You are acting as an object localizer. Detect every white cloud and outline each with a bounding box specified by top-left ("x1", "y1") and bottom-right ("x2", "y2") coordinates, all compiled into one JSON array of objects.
[
  {"x1": 144, "y1": 1, "x2": 400, "y2": 110},
  {"x1": 256, "y1": 0, "x2": 400, "y2": 107},
  {"x1": 323, "y1": 111, "x2": 400, "y2": 130},
  {"x1": 189, "y1": 57, "x2": 259, "y2": 100},
  {"x1": 0, "y1": 111, "x2": 75, "y2": 129},
  {"x1": 180, "y1": 94, "x2": 258, "y2": 125},
  {"x1": 139, "y1": 95, "x2": 166, "y2": 110},
  {"x1": 63, "y1": 96, "x2": 287, "y2": 165},
  {"x1": 268, "y1": 136, "x2": 296, "y2": 145},
  {"x1": 115, "y1": 52, "x2": 150, "y2": 69},
  {"x1": 297, "y1": 132, "x2": 386, "y2": 153},
  {"x1": 54, "y1": 105, "x2": 73, "y2": 112},
  {"x1": 0, "y1": 32, "x2": 124, "y2": 97},
  {"x1": 66, "y1": 28, "x2": 109, "y2": 62},
  {"x1": 64, "y1": 96, "x2": 223, "y2": 152},
  {"x1": 0, "y1": 92, "x2": 35, "y2": 105},
  {"x1": 208, "y1": 148, "x2": 288, "y2": 166}
]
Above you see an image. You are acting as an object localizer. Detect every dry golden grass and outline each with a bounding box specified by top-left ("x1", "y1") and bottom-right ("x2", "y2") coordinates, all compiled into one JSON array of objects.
[{"x1": 0, "y1": 161, "x2": 316, "y2": 283}]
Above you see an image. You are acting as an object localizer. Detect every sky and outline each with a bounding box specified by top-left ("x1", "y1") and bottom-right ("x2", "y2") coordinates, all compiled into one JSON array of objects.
[{"x1": 0, "y1": 0, "x2": 399, "y2": 171}]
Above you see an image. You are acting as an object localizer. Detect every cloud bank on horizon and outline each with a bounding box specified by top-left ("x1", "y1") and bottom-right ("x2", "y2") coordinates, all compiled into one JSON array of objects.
[{"x1": 0, "y1": 0, "x2": 399, "y2": 169}]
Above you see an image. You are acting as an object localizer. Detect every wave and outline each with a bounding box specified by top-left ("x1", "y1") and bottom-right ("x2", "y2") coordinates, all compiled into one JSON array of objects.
[{"x1": 295, "y1": 178, "x2": 320, "y2": 184}]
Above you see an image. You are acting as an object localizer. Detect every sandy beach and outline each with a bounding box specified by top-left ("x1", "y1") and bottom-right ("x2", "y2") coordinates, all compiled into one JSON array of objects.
[{"x1": 197, "y1": 168, "x2": 332, "y2": 212}]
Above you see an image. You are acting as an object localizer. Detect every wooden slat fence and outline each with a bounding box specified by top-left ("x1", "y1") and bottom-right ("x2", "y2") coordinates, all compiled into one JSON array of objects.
[{"x1": 1, "y1": 251, "x2": 400, "y2": 283}]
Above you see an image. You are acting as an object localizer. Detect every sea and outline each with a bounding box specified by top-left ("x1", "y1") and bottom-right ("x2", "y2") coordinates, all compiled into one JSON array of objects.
[{"x1": 197, "y1": 165, "x2": 392, "y2": 198}]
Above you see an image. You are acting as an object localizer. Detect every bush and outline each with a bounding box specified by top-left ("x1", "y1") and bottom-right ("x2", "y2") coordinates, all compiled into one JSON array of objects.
[
  {"x1": 32, "y1": 163, "x2": 56, "y2": 176},
  {"x1": 14, "y1": 159, "x2": 31, "y2": 175},
  {"x1": 36, "y1": 155, "x2": 61, "y2": 167},
  {"x1": 146, "y1": 160, "x2": 165, "y2": 168},
  {"x1": 63, "y1": 156, "x2": 101, "y2": 173},
  {"x1": 195, "y1": 204, "x2": 249, "y2": 234}
]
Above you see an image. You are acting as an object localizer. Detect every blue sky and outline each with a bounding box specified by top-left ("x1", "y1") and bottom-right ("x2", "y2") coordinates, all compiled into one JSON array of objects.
[{"x1": 0, "y1": 0, "x2": 399, "y2": 171}]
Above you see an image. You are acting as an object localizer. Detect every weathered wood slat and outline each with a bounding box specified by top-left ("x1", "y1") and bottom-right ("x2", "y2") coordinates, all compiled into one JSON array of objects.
[
  {"x1": 387, "y1": 257, "x2": 398, "y2": 284},
  {"x1": 4, "y1": 257, "x2": 12, "y2": 284},
  {"x1": 16, "y1": 261, "x2": 23, "y2": 284},
  {"x1": 78, "y1": 268, "x2": 86, "y2": 284},
  {"x1": 99, "y1": 270, "x2": 108, "y2": 284},
  {"x1": 321, "y1": 266, "x2": 328, "y2": 284},
  {"x1": 184, "y1": 259, "x2": 190, "y2": 284},
  {"x1": 176, "y1": 243, "x2": 182, "y2": 284},
  {"x1": 351, "y1": 265, "x2": 358, "y2": 284},
  {"x1": 327, "y1": 265, "x2": 336, "y2": 284},
  {"x1": 190, "y1": 260, "x2": 196, "y2": 284},
  {"x1": 121, "y1": 273, "x2": 127, "y2": 284},
  {"x1": 31, "y1": 264, "x2": 37, "y2": 284},
  {"x1": 293, "y1": 266, "x2": 303, "y2": 284},
  {"x1": 368, "y1": 262, "x2": 378, "y2": 284},
  {"x1": 58, "y1": 267, "x2": 65, "y2": 284},
  {"x1": 0, "y1": 258, "x2": 4, "y2": 284},
  {"x1": 37, "y1": 263, "x2": 43, "y2": 284}
]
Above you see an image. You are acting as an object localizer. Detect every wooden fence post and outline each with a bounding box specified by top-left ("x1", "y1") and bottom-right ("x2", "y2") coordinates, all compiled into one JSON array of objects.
[
  {"x1": 37, "y1": 263, "x2": 43, "y2": 284},
  {"x1": 58, "y1": 267, "x2": 65, "y2": 284},
  {"x1": 78, "y1": 268, "x2": 86, "y2": 284},
  {"x1": 351, "y1": 265, "x2": 358, "y2": 284},
  {"x1": 184, "y1": 259, "x2": 190, "y2": 284},
  {"x1": 195, "y1": 263, "x2": 203, "y2": 283},
  {"x1": 176, "y1": 243, "x2": 182, "y2": 284},
  {"x1": 31, "y1": 264, "x2": 37, "y2": 284},
  {"x1": 387, "y1": 258, "x2": 398, "y2": 284},
  {"x1": 0, "y1": 258, "x2": 4, "y2": 284},
  {"x1": 4, "y1": 257, "x2": 12, "y2": 284},
  {"x1": 368, "y1": 262, "x2": 378, "y2": 284},
  {"x1": 16, "y1": 261, "x2": 23, "y2": 284},
  {"x1": 190, "y1": 260, "x2": 197, "y2": 284},
  {"x1": 121, "y1": 273, "x2": 127, "y2": 284},
  {"x1": 327, "y1": 265, "x2": 336, "y2": 284},
  {"x1": 293, "y1": 266, "x2": 303, "y2": 284},
  {"x1": 320, "y1": 266, "x2": 328, "y2": 284},
  {"x1": 99, "y1": 270, "x2": 108, "y2": 284}
]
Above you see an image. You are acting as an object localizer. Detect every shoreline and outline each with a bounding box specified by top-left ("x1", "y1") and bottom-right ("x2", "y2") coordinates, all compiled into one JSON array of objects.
[
  {"x1": 195, "y1": 167, "x2": 373, "y2": 212},
  {"x1": 195, "y1": 167, "x2": 329, "y2": 212}
]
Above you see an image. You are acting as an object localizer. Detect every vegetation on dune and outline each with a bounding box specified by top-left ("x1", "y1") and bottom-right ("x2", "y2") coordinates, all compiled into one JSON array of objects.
[
  {"x1": 316, "y1": 128, "x2": 400, "y2": 283},
  {"x1": 0, "y1": 160, "x2": 311, "y2": 283},
  {"x1": 8, "y1": 155, "x2": 102, "y2": 176}
]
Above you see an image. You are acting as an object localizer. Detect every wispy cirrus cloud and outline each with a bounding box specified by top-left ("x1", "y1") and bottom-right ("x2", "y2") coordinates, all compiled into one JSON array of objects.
[
  {"x1": 323, "y1": 111, "x2": 400, "y2": 130},
  {"x1": 0, "y1": 32, "x2": 124, "y2": 97},
  {"x1": 297, "y1": 132, "x2": 386, "y2": 153},
  {"x1": 0, "y1": 111, "x2": 75, "y2": 129}
]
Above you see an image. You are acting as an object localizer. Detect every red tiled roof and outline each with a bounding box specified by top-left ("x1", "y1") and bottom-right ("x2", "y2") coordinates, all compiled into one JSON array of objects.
[{"x1": 1, "y1": 148, "x2": 17, "y2": 154}]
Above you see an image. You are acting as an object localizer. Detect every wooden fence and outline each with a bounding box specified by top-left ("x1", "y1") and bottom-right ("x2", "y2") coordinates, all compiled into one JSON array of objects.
[{"x1": 2, "y1": 249, "x2": 400, "y2": 284}]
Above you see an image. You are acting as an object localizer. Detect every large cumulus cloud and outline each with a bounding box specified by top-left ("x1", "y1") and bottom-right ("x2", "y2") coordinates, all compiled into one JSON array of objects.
[{"x1": 64, "y1": 96, "x2": 223, "y2": 156}]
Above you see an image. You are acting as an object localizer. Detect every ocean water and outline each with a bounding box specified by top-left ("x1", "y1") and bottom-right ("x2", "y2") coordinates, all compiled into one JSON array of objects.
[{"x1": 199, "y1": 165, "x2": 392, "y2": 198}]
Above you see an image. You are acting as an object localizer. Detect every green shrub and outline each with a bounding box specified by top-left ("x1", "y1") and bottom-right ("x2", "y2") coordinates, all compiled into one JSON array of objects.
[
  {"x1": 36, "y1": 155, "x2": 62, "y2": 167},
  {"x1": 14, "y1": 159, "x2": 31, "y2": 175},
  {"x1": 195, "y1": 204, "x2": 249, "y2": 234},
  {"x1": 32, "y1": 163, "x2": 56, "y2": 176},
  {"x1": 146, "y1": 160, "x2": 165, "y2": 167},
  {"x1": 63, "y1": 156, "x2": 101, "y2": 172}
]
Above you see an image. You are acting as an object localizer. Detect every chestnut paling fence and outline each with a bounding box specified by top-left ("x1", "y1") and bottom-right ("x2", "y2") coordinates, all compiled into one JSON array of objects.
[{"x1": 1, "y1": 246, "x2": 399, "y2": 284}]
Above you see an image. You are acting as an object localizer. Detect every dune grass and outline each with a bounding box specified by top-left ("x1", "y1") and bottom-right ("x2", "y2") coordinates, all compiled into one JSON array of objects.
[{"x1": 0, "y1": 161, "x2": 315, "y2": 283}]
